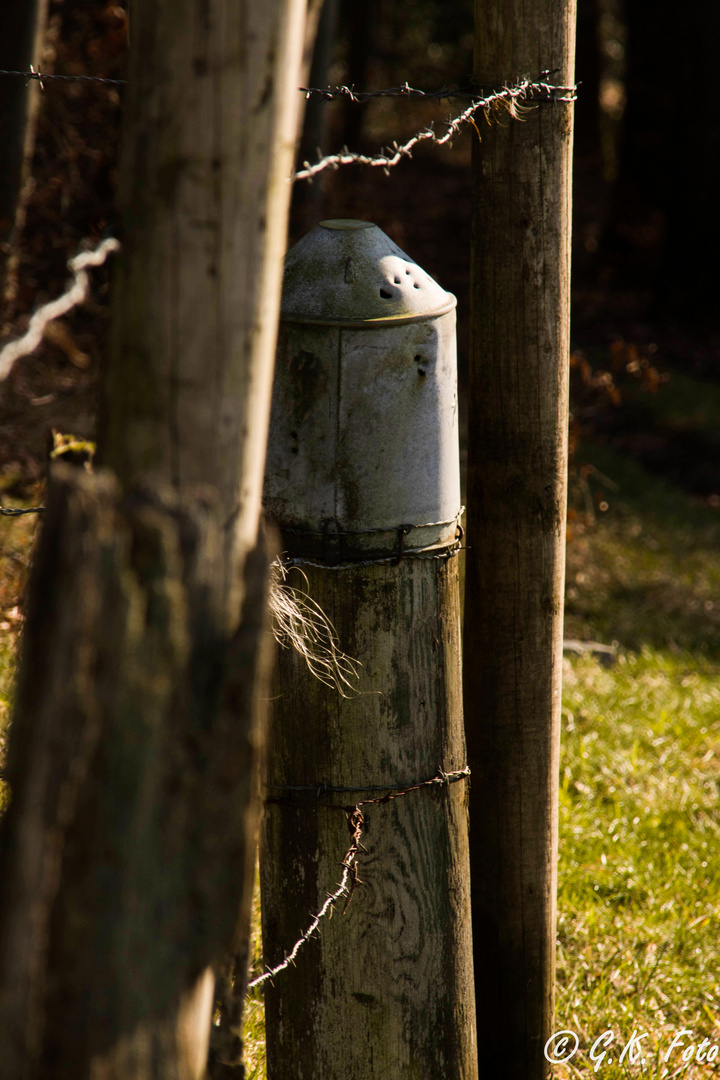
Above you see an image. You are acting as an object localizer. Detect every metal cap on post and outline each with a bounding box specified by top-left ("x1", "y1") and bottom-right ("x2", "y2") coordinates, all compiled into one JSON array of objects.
[
  {"x1": 261, "y1": 220, "x2": 476, "y2": 1080},
  {"x1": 264, "y1": 219, "x2": 461, "y2": 563}
]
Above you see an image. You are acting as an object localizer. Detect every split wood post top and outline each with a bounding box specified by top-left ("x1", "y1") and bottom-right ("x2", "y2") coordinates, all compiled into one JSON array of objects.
[{"x1": 261, "y1": 220, "x2": 478, "y2": 1080}]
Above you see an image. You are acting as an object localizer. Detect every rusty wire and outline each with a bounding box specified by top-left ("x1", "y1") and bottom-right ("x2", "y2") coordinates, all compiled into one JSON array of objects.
[
  {"x1": 294, "y1": 74, "x2": 576, "y2": 181},
  {"x1": 0, "y1": 66, "x2": 575, "y2": 103},
  {"x1": 281, "y1": 506, "x2": 464, "y2": 538},
  {"x1": 251, "y1": 766, "x2": 470, "y2": 989},
  {"x1": 0, "y1": 66, "x2": 575, "y2": 186},
  {"x1": 301, "y1": 70, "x2": 575, "y2": 103},
  {"x1": 248, "y1": 807, "x2": 366, "y2": 990},
  {"x1": 280, "y1": 507, "x2": 466, "y2": 569},
  {"x1": 266, "y1": 765, "x2": 471, "y2": 808},
  {"x1": 281, "y1": 543, "x2": 464, "y2": 570},
  {"x1": 281, "y1": 533, "x2": 465, "y2": 570},
  {"x1": 0, "y1": 67, "x2": 124, "y2": 87}
]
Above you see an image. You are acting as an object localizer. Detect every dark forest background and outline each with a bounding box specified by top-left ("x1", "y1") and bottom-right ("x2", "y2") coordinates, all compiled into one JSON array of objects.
[{"x1": 1, "y1": 0, "x2": 719, "y2": 511}]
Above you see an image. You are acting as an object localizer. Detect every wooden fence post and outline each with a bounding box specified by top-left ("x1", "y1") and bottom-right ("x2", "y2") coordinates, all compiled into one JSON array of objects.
[
  {"x1": 0, "y1": 468, "x2": 274, "y2": 1080},
  {"x1": 261, "y1": 221, "x2": 478, "y2": 1079},
  {"x1": 0, "y1": 0, "x2": 311, "y2": 1074},
  {"x1": 464, "y1": 2, "x2": 577, "y2": 1078}
]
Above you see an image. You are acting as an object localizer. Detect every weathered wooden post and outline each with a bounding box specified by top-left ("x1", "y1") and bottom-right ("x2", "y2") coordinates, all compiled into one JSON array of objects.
[
  {"x1": 465, "y1": 2, "x2": 576, "y2": 1078},
  {"x1": 0, "y1": 0, "x2": 310, "y2": 1074},
  {"x1": 261, "y1": 220, "x2": 478, "y2": 1079}
]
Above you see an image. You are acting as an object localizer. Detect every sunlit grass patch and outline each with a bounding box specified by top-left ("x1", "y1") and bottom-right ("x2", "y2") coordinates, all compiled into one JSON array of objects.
[
  {"x1": 557, "y1": 443, "x2": 720, "y2": 1076},
  {"x1": 555, "y1": 652, "x2": 720, "y2": 1077},
  {"x1": 0, "y1": 503, "x2": 39, "y2": 808},
  {"x1": 243, "y1": 874, "x2": 267, "y2": 1080}
]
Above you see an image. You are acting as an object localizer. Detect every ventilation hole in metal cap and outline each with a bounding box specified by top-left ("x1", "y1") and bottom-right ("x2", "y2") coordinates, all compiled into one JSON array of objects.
[{"x1": 379, "y1": 288, "x2": 392, "y2": 299}]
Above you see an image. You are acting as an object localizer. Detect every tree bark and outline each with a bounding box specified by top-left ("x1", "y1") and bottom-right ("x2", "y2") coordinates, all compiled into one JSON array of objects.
[
  {"x1": 0, "y1": 468, "x2": 274, "y2": 1080},
  {"x1": 0, "y1": 0, "x2": 49, "y2": 308},
  {"x1": 465, "y1": 4, "x2": 576, "y2": 1079},
  {"x1": 292, "y1": 0, "x2": 339, "y2": 234}
]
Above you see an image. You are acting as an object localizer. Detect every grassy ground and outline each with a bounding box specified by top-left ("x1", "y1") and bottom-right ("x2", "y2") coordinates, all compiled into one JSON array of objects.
[
  {"x1": 555, "y1": 442, "x2": 720, "y2": 1077},
  {"x1": 1, "y1": 441, "x2": 719, "y2": 1079},
  {"x1": 242, "y1": 440, "x2": 720, "y2": 1077},
  {"x1": 0, "y1": 504, "x2": 38, "y2": 812}
]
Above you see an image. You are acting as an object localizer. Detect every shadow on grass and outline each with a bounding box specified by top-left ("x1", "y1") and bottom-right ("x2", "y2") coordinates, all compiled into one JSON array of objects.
[{"x1": 565, "y1": 440, "x2": 720, "y2": 660}]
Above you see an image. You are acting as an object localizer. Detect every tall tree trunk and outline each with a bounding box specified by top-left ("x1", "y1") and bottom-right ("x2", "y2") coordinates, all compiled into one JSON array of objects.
[
  {"x1": 292, "y1": 0, "x2": 339, "y2": 234},
  {"x1": 0, "y1": 0, "x2": 48, "y2": 310},
  {"x1": 0, "y1": 0, "x2": 309, "y2": 1074},
  {"x1": 465, "y1": 3, "x2": 576, "y2": 1079}
]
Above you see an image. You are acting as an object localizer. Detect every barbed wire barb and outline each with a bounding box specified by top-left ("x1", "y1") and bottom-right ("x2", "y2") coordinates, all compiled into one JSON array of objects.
[
  {"x1": 250, "y1": 766, "x2": 470, "y2": 989},
  {"x1": 0, "y1": 237, "x2": 120, "y2": 383},
  {"x1": 0, "y1": 67, "x2": 125, "y2": 87},
  {"x1": 248, "y1": 806, "x2": 366, "y2": 990},
  {"x1": 293, "y1": 75, "x2": 575, "y2": 182}
]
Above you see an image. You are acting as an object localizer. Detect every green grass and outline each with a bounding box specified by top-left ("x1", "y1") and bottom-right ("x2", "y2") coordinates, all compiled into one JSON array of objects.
[
  {"x1": 567, "y1": 442, "x2": 720, "y2": 658},
  {"x1": 243, "y1": 879, "x2": 268, "y2": 1080},
  {"x1": 621, "y1": 367, "x2": 720, "y2": 450},
  {"x1": 557, "y1": 442, "x2": 720, "y2": 1077},
  {"x1": 556, "y1": 649, "x2": 720, "y2": 1077},
  {"x1": 0, "y1": 505, "x2": 37, "y2": 810},
  {"x1": 244, "y1": 444, "x2": 720, "y2": 1076},
  {"x1": 3, "y1": 447, "x2": 720, "y2": 1077}
]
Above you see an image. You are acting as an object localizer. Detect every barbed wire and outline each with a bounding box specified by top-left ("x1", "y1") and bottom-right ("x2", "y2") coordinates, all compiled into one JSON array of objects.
[
  {"x1": 0, "y1": 66, "x2": 124, "y2": 87},
  {"x1": 280, "y1": 507, "x2": 465, "y2": 568},
  {"x1": 248, "y1": 807, "x2": 365, "y2": 990},
  {"x1": 0, "y1": 506, "x2": 45, "y2": 516},
  {"x1": 293, "y1": 75, "x2": 575, "y2": 181},
  {"x1": 301, "y1": 70, "x2": 575, "y2": 104},
  {"x1": 250, "y1": 766, "x2": 470, "y2": 989},
  {"x1": 0, "y1": 237, "x2": 120, "y2": 383},
  {"x1": 0, "y1": 66, "x2": 575, "y2": 105},
  {"x1": 0, "y1": 66, "x2": 575, "y2": 186}
]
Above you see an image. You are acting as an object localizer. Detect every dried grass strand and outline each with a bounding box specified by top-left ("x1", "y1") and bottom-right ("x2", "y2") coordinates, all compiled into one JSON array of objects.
[{"x1": 268, "y1": 558, "x2": 361, "y2": 696}]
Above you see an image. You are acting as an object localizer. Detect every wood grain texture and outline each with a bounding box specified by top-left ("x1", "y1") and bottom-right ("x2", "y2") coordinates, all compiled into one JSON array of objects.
[
  {"x1": 261, "y1": 557, "x2": 477, "y2": 1080},
  {"x1": 465, "y1": 2, "x2": 576, "y2": 1077},
  {"x1": 100, "y1": 0, "x2": 307, "y2": 594},
  {"x1": 0, "y1": 468, "x2": 273, "y2": 1080}
]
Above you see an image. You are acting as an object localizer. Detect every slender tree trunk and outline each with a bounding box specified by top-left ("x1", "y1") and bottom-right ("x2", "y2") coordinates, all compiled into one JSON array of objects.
[
  {"x1": 465, "y1": 4, "x2": 576, "y2": 1079},
  {"x1": 0, "y1": 0, "x2": 309, "y2": 1074},
  {"x1": 292, "y1": 0, "x2": 339, "y2": 234},
  {"x1": 0, "y1": 0, "x2": 48, "y2": 310}
]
